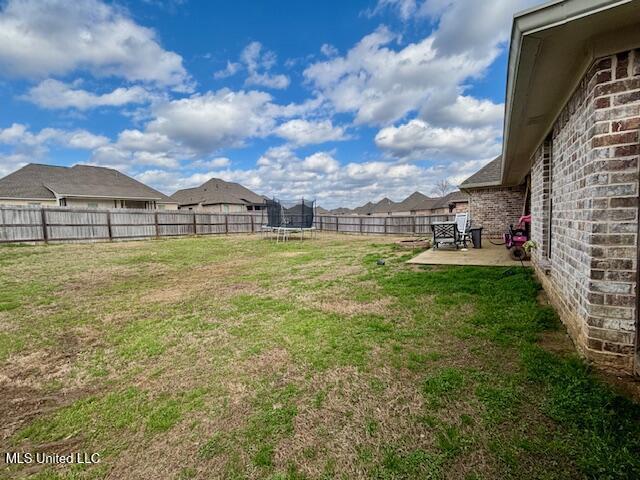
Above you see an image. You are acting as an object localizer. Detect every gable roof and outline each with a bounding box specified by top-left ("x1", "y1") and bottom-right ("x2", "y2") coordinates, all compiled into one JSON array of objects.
[
  {"x1": 170, "y1": 178, "x2": 265, "y2": 206},
  {"x1": 432, "y1": 190, "x2": 470, "y2": 208},
  {"x1": 0, "y1": 163, "x2": 175, "y2": 202},
  {"x1": 371, "y1": 197, "x2": 397, "y2": 214},
  {"x1": 390, "y1": 191, "x2": 436, "y2": 212},
  {"x1": 460, "y1": 156, "x2": 502, "y2": 189}
]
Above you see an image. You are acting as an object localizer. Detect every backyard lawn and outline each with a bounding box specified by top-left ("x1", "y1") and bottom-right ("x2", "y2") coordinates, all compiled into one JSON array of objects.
[{"x1": 1, "y1": 234, "x2": 640, "y2": 479}]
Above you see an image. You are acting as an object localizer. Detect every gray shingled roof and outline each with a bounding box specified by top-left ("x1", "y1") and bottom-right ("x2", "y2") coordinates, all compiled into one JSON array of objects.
[
  {"x1": 460, "y1": 156, "x2": 502, "y2": 188},
  {"x1": 371, "y1": 197, "x2": 398, "y2": 214},
  {"x1": 0, "y1": 163, "x2": 174, "y2": 201},
  {"x1": 432, "y1": 190, "x2": 470, "y2": 209},
  {"x1": 389, "y1": 191, "x2": 437, "y2": 212},
  {"x1": 170, "y1": 178, "x2": 265, "y2": 207}
]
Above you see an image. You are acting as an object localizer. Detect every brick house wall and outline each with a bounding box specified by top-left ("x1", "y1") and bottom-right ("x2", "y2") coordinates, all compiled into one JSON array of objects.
[
  {"x1": 465, "y1": 186, "x2": 526, "y2": 238},
  {"x1": 530, "y1": 50, "x2": 639, "y2": 373}
]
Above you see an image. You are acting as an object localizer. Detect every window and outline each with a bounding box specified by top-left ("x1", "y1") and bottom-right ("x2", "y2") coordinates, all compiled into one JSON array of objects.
[{"x1": 59, "y1": 198, "x2": 67, "y2": 206}]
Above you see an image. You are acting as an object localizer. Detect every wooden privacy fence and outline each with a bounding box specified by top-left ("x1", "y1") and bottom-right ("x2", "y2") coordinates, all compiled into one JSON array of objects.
[
  {"x1": 0, "y1": 205, "x2": 454, "y2": 244},
  {"x1": 314, "y1": 214, "x2": 454, "y2": 235}
]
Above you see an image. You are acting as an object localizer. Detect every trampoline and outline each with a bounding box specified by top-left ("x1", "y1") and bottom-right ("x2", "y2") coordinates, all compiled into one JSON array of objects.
[{"x1": 262, "y1": 198, "x2": 317, "y2": 241}]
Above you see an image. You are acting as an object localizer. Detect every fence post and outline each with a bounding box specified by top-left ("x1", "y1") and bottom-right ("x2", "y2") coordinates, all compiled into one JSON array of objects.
[
  {"x1": 412, "y1": 216, "x2": 416, "y2": 235},
  {"x1": 384, "y1": 216, "x2": 388, "y2": 235},
  {"x1": 225, "y1": 214, "x2": 228, "y2": 234},
  {"x1": 336, "y1": 216, "x2": 340, "y2": 233},
  {"x1": 359, "y1": 216, "x2": 363, "y2": 235},
  {"x1": 250, "y1": 214, "x2": 254, "y2": 233},
  {"x1": 106, "y1": 210, "x2": 113, "y2": 241},
  {"x1": 154, "y1": 211, "x2": 159, "y2": 239},
  {"x1": 192, "y1": 212, "x2": 197, "y2": 236},
  {"x1": 40, "y1": 207, "x2": 48, "y2": 244}
]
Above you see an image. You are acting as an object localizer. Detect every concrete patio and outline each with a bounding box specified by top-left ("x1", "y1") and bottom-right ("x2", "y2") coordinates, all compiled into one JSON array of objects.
[{"x1": 407, "y1": 243, "x2": 530, "y2": 267}]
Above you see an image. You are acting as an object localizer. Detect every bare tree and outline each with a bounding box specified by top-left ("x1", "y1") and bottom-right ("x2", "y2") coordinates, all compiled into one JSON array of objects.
[{"x1": 432, "y1": 179, "x2": 453, "y2": 197}]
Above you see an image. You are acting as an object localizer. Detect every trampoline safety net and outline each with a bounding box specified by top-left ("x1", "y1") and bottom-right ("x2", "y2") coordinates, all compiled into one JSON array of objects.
[{"x1": 265, "y1": 198, "x2": 315, "y2": 229}]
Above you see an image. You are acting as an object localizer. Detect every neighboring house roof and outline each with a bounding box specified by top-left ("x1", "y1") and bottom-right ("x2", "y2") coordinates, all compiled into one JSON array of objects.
[
  {"x1": 330, "y1": 207, "x2": 353, "y2": 215},
  {"x1": 390, "y1": 191, "x2": 436, "y2": 212},
  {"x1": 0, "y1": 163, "x2": 175, "y2": 202},
  {"x1": 432, "y1": 190, "x2": 470, "y2": 209},
  {"x1": 171, "y1": 178, "x2": 265, "y2": 207},
  {"x1": 501, "y1": 0, "x2": 639, "y2": 186},
  {"x1": 371, "y1": 197, "x2": 397, "y2": 214},
  {"x1": 352, "y1": 201, "x2": 375, "y2": 215},
  {"x1": 460, "y1": 157, "x2": 502, "y2": 189}
]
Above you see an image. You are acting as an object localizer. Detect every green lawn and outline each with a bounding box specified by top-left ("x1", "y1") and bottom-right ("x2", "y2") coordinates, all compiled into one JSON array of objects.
[{"x1": 1, "y1": 235, "x2": 639, "y2": 479}]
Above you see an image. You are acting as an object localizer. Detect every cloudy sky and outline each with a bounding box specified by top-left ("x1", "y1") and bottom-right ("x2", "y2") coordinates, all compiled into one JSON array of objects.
[{"x1": 0, "y1": 0, "x2": 543, "y2": 208}]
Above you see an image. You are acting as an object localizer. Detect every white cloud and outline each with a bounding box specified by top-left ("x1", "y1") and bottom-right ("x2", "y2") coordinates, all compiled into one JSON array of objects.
[
  {"x1": 147, "y1": 89, "x2": 277, "y2": 152},
  {"x1": 426, "y1": 95, "x2": 503, "y2": 128},
  {"x1": 24, "y1": 79, "x2": 154, "y2": 110},
  {"x1": 213, "y1": 61, "x2": 241, "y2": 79},
  {"x1": 366, "y1": 0, "x2": 418, "y2": 21},
  {"x1": 375, "y1": 119, "x2": 501, "y2": 160},
  {"x1": 135, "y1": 145, "x2": 474, "y2": 209},
  {"x1": 241, "y1": 41, "x2": 290, "y2": 89},
  {"x1": 302, "y1": 152, "x2": 340, "y2": 173},
  {"x1": 303, "y1": 25, "x2": 499, "y2": 126},
  {"x1": 275, "y1": 119, "x2": 347, "y2": 146},
  {"x1": 0, "y1": 0, "x2": 190, "y2": 89},
  {"x1": 320, "y1": 43, "x2": 339, "y2": 57},
  {"x1": 191, "y1": 157, "x2": 231, "y2": 169},
  {"x1": 0, "y1": 123, "x2": 109, "y2": 150},
  {"x1": 116, "y1": 130, "x2": 175, "y2": 153},
  {"x1": 216, "y1": 41, "x2": 290, "y2": 89}
]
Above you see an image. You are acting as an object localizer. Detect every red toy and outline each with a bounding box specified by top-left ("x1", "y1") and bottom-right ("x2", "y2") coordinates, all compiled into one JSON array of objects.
[{"x1": 504, "y1": 214, "x2": 531, "y2": 260}]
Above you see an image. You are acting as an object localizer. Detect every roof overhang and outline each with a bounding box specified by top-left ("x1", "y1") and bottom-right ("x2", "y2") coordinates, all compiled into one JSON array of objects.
[{"x1": 501, "y1": 0, "x2": 640, "y2": 186}]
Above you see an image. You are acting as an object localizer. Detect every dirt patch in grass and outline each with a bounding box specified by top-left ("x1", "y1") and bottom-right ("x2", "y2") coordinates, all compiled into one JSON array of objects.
[{"x1": 274, "y1": 365, "x2": 429, "y2": 477}]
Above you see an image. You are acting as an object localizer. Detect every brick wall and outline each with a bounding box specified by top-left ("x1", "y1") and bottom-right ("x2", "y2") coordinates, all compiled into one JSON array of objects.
[
  {"x1": 466, "y1": 186, "x2": 526, "y2": 238},
  {"x1": 530, "y1": 50, "x2": 639, "y2": 373}
]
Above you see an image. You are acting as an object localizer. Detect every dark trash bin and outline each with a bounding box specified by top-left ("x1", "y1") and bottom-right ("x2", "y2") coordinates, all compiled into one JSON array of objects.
[{"x1": 470, "y1": 227, "x2": 482, "y2": 248}]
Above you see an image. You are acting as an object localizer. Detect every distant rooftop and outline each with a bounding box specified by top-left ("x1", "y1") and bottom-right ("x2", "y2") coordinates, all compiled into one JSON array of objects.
[
  {"x1": 171, "y1": 178, "x2": 265, "y2": 206},
  {"x1": 0, "y1": 163, "x2": 174, "y2": 201}
]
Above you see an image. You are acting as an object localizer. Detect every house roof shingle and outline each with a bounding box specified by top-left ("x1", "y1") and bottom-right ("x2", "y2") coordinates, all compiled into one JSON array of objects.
[
  {"x1": 0, "y1": 163, "x2": 174, "y2": 202},
  {"x1": 459, "y1": 156, "x2": 502, "y2": 189},
  {"x1": 170, "y1": 178, "x2": 265, "y2": 207}
]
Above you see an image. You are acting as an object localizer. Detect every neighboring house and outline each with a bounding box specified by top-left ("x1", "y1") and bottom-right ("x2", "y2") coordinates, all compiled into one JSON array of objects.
[
  {"x1": 330, "y1": 191, "x2": 469, "y2": 217},
  {"x1": 370, "y1": 197, "x2": 398, "y2": 216},
  {"x1": 0, "y1": 163, "x2": 177, "y2": 209},
  {"x1": 171, "y1": 178, "x2": 265, "y2": 213},
  {"x1": 460, "y1": 156, "x2": 526, "y2": 237},
  {"x1": 428, "y1": 191, "x2": 470, "y2": 215},
  {"x1": 461, "y1": 0, "x2": 640, "y2": 374},
  {"x1": 388, "y1": 192, "x2": 436, "y2": 216}
]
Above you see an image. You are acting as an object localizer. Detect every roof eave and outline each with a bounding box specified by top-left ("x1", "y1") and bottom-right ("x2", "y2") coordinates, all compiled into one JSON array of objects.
[{"x1": 501, "y1": 0, "x2": 640, "y2": 186}]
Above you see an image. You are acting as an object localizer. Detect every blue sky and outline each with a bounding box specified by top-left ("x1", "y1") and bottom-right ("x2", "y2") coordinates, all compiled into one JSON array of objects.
[{"x1": 0, "y1": 0, "x2": 543, "y2": 208}]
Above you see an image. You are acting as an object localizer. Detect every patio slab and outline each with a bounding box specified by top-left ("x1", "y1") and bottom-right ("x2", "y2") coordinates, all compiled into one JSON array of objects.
[{"x1": 407, "y1": 243, "x2": 531, "y2": 267}]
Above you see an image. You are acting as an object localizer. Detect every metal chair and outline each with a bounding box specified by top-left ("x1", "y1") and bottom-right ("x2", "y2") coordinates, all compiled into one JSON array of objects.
[{"x1": 454, "y1": 212, "x2": 470, "y2": 248}]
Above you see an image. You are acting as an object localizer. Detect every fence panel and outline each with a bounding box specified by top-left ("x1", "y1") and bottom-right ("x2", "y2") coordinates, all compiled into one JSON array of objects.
[
  {"x1": 44, "y1": 209, "x2": 110, "y2": 241},
  {"x1": 0, "y1": 206, "x2": 44, "y2": 242},
  {"x1": 0, "y1": 206, "x2": 456, "y2": 244},
  {"x1": 227, "y1": 214, "x2": 253, "y2": 233},
  {"x1": 110, "y1": 210, "x2": 156, "y2": 239}
]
